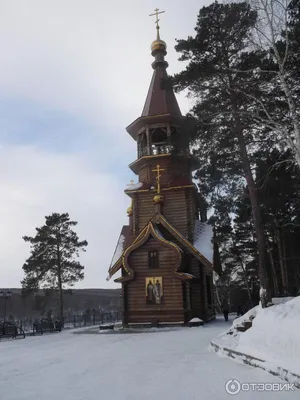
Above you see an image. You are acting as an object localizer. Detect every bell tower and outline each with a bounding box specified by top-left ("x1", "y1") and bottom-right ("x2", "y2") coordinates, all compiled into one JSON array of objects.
[
  {"x1": 125, "y1": 9, "x2": 200, "y2": 241},
  {"x1": 107, "y1": 10, "x2": 215, "y2": 327}
]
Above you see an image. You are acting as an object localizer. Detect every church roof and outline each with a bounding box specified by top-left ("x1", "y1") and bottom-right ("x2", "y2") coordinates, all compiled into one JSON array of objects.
[
  {"x1": 193, "y1": 221, "x2": 214, "y2": 264},
  {"x1": 141, "y1": 65, "x2": 182, "y2": 117},
  {"x1": 152, "y1": 214, "x2": 213, "y2": 270},
  {"x1": 141, "y1": 15, "x2": 181, "y2": 118},
  {"x1": 107, "y1": 214, "x2": 214, "y2": 282},
  {"x1": 126, "y1": 27, "x2": 182, "y2": 139},
  {"x1": 109, "y1": 226, "x2": 132, "y2": 270}
]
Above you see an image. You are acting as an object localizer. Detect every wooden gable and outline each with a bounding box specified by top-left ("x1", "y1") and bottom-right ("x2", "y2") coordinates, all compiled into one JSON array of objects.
[{"x1": 107, "y1": 213, "x2": 214, "y2": 282}]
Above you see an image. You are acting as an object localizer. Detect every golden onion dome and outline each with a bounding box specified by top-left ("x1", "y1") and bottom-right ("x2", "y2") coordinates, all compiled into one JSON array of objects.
[
  {"x1": 151, "y1": 39, "x2": 167, "y2": 53},
  {"x1": 153, "y1": 194, "x2": 165, "y2": 204}
]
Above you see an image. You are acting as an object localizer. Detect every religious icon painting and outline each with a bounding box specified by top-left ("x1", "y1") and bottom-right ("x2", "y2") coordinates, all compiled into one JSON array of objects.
[{"x1": 146, "y1": 277, "x2": 163, "y2": 304}]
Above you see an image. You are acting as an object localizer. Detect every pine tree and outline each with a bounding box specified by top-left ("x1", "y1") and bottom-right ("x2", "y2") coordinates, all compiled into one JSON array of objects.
[
  {"x1": 228, "y1": 149, "x2": 300, "y2": 299},
  {"x1": 172, "y1": 1, "x2": 273, "y2": 306},
  {"x1": 21, "y1": 213, "x2": 88, "y2": 322},
  {"x1": 256, "y1": 149, "x2": 300, "y2": 296}
]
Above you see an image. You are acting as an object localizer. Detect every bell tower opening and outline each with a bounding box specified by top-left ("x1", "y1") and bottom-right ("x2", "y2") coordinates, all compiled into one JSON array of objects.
[
  {"x1": 151, "y1": 126, "x2": 168, "y2": 155},
  {"x1": 137, "y1": 125, "x2": 189, "y2": 158}
]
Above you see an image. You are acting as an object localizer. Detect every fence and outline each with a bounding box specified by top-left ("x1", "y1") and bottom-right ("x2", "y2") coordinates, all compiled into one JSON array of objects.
[
  {"x1": 7, "y1": 311, "x2": 123, "y2": 334},
  {"x1": 63, "y1": 311, "x2": 122, "y2": 329}
]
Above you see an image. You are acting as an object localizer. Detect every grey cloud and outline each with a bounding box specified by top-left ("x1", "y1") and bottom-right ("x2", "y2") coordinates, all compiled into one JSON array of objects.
[{"x1": 0, "y1": 0, "x2": 212, "y2": 288}]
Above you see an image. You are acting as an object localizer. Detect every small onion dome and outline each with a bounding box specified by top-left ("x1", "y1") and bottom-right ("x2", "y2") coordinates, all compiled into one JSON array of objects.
[
  {"x1": 153, "y1": 194, "x2": 165, "y2": 204},
  {"x1": 151, "y1": 39, "x2": 167, "y2": 53},
  {"x1": 127, "y1": 206, "x2": 133, "y2": 216}
]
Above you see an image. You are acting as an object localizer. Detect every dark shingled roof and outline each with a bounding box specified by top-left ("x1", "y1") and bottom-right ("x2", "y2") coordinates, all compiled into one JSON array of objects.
[{"x1": 141, "y1": 66, "x2": 181, "y2": 117}]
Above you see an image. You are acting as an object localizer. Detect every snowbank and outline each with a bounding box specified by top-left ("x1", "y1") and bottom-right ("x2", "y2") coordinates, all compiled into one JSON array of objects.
[
  {"x1": 214, "y1": 305, "x2": 260, "y2": 345},
  {"x1": 237, "y1": 296, "x2": 300, "y2": 375},
  {"x1": 271, "y1": 297, "x2": 295, "y2": 305},
  {"x1": 213, "y1": 296, "x2": 300, "y2": 378},
  {"x1": 231, "y1": 305, "x2": 259, "y2": 328}
]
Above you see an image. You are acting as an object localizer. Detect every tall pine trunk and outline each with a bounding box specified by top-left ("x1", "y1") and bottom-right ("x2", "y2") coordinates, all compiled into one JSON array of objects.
[
  {"x1": 58, "y1": 273, "x2": 64, "y2": 324},
  {"x1": 267, "y1": 238, "x2": 279, "y2": 296},
  {"x1": 276, "y1": 227, "x2": 288, "y2": 295},
  {"x1": 240, "y1": 262, "x2": 254, "y2": 307},
  {"x1": 57, "y1": 246, "x2": 64, "y2": 324},
  {"x1": 215, "y1": 283, "x2": 222, "y2": 313},
  {"x1": 282, "y1": 233, "x2": 289, "y2": 294},
  {"x1": 296, "y1": 268, "x2": 300, "y2": 295},
  {"x1": 231, "y1": 92, "x2": 271, "y2": 307}
]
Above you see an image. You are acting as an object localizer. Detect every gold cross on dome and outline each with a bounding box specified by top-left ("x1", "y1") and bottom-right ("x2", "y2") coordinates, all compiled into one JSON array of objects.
[
  {"x1": 149, "y1": 8, "x2": 165, "y2": 38},
  {"x1": 152, "y1": 164, "x2": 165, "y2": 194},
  {"x1": 149, "y1": 8, "x2": 165, "y2": 27}
]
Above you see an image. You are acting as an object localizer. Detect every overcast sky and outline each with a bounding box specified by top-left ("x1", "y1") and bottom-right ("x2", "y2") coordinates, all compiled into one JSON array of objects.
[{"x1": 0, "y1": 0, "x2": 212, "y2": 289}]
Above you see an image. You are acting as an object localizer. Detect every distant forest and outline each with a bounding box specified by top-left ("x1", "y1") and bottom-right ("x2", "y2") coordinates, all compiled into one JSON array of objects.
[{"x1": 0, "y1": 288, "x2": 122, "y2": 320}]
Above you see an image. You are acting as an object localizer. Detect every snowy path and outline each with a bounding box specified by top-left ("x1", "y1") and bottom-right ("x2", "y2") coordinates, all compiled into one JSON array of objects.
[{"x1": 0, "y1": 317, "x2": 298, "y2": 400}]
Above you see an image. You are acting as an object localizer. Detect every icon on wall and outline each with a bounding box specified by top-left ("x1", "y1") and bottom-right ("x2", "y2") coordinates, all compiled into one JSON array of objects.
[{"x1": 146, "y1": 277, "x2": 163, "y2": 304}]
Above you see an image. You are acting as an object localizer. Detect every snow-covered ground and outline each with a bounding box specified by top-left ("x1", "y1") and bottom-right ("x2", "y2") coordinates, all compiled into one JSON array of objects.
[{"x1": 0, "y1": 317, "x2": 298, "y2": 400}]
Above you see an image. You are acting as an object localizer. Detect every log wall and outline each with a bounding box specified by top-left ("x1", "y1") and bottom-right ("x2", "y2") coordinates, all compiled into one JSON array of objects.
[
  {"x1": 125, "y1": 238, "x2": 184, "y2": 324},
  {"x1": 135, "y1": 188, "x2": 197, "y2": 238},
  {"x1": 137, "y1": 156, "x2": 192, "y2": 187},
  {"x1": 121, "y1": 154, "x2": 214, "y2": 324}
]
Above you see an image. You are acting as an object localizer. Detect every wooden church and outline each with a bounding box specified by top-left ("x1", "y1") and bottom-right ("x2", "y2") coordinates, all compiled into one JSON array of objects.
[{"x1": 107, "y1": 10, "x2": 217, "y2": 327}]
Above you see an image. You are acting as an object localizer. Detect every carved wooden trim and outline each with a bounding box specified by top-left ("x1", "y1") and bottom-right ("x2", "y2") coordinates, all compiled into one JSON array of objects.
[{"x1": 123, "y1": 222, "x2": 182, "y2": 275}]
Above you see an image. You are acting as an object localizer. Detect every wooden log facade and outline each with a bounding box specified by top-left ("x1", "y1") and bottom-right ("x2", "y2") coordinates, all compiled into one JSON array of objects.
[
  {"x1": 124, "y1": 238, "x2": 184, "y2": 324},
  {"x1": 107, "y1": 26, "x2": 216, "y2": 327}
]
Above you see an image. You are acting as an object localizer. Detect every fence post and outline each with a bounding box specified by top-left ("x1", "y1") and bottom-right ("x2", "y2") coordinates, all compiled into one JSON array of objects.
[{"x1": 73, "y1": 315, "x2": 76, "y2": 328}]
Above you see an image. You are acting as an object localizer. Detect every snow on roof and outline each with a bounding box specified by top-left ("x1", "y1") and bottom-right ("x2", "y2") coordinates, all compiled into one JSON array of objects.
[
  {"x1": 125, "y1": 182, "x2": 143, "y2": 191},
  {"x1": 110, "y1": 234, "x2": 125, "y2": 268},
  {"x1": 154, "y1": 226, "x2": 164, "y2": 239},
  {"x1": 184, "y1": 273, "x2": 196, "y2": 278},
  {"x1": 193, "y1": 220, "x2": 214, "y2": 263}
]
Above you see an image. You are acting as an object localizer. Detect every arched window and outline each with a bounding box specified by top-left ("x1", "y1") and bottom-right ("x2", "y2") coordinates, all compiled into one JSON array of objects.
[{"x1": 148, "y1": 250, "x2": 159, "y2": 268}]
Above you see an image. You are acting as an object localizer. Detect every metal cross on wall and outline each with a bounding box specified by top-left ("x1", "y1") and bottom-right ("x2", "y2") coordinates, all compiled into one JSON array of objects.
[{"x1": 152, "y1": 164, "x2": 165, "y2": 194}]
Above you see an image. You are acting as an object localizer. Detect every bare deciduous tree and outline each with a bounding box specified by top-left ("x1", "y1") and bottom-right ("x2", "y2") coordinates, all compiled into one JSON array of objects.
[{"x1": 246, "y1": 0, "x2": 300, "y2": 166}]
